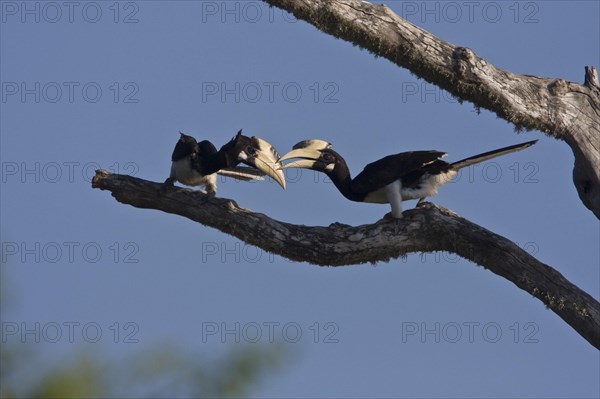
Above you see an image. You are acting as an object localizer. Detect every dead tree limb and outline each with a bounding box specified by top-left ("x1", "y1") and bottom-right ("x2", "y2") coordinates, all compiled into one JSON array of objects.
[
  {"x1": 263, "y1": 0, "x2": 600, "y2": 219},
  {"x1": 92, "y1": 170, "x2": 599, "y2": 349}
]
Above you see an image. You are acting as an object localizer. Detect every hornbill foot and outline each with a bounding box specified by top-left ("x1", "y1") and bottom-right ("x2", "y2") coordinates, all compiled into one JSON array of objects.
[
  {"x1": 204, "y1": 185, "x2": 217, "y2": 197},
  {"x1": 383, "y1": 212, "x2": 403, "y2": 220}
]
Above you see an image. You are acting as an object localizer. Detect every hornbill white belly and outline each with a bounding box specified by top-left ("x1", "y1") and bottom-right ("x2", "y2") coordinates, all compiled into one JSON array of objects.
[
  {"x1": 164, "y1": 130, "x2": 286, "y2": 194},
  {"x1": 279, "y1": 139, "x2": 537, "y2": 218}
]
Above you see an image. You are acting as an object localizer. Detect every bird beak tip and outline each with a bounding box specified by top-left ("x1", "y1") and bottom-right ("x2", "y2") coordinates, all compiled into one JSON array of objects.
[
  {"x1": 273, "y1": 170, "x2": 286, "y2": 190},
  {"x1": 250, "y1": 154, "x2": 286, "y2": 190}
]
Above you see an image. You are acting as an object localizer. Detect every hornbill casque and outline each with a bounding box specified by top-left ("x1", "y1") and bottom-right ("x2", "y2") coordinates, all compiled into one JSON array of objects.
[
  {"x1": 279, "y1": 139, "x2": 538, "y2": 218},
  {"x1": 164, "y1": 130, "x2": 286, "y2": 194}
]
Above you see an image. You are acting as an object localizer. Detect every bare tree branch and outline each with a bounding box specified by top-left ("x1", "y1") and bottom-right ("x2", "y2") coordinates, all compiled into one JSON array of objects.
[
  {"x1": 92, "y1": 170, "x2": 600, "y2": 349},
  {"x1": 263, "y1": 0, "x2": 600, "y2": 219},
  {"x1": 585, "y1": 66, "x2": 600, "y2": 90}
]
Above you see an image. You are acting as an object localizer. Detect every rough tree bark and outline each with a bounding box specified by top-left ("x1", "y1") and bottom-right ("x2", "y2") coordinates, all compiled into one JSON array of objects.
[
  {"x1": 263, "y1": 0, "x2": 600, "y2": 219},
  {"x1": 92, "y1": 170, "x2": 599, "y2": 349}
]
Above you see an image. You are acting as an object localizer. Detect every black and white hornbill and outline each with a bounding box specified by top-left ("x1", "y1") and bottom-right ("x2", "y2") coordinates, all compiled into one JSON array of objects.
[
  {"x1": 279, "y1": 139, "x2": 537, "y2": 218},
  {"x1": 164, "y1": 130, "x2": 286, "y2": 194}
]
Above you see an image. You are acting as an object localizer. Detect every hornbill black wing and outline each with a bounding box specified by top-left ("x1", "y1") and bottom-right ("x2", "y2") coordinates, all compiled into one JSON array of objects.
[
  {"x1": 171, "y1": 137, "x2": 199, "y2": 162},
  {"x1": 351, "y1": 151, "x2": 447, "y2": 194},
  {"x1": 197, "y1": 140, "x2": 218, "y2": 156},
  {"x1": 192, "y1": 140, "x2": 218, "y2": 175}
]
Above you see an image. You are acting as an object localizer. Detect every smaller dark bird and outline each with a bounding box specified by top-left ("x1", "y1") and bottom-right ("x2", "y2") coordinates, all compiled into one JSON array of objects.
[
  {"x1": 164, "y1": 130, "x2": 286, "y2": 194},
  {"x1": 279, "y1": 139, "x2": 537, "y2": 218}
]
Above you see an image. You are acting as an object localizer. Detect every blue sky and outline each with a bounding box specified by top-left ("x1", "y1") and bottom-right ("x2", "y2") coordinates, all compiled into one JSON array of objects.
[{"x1": 1, "y1": 0, "x2": 599, "y2": 397}]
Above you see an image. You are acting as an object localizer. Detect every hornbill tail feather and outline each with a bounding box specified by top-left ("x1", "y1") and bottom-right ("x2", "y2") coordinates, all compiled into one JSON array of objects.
[
  {"x1": 218, "y1": 167, "x2": 265, "y2": 181},
  {"x1": 451, "y1": 140, "x2": 538, "y2": 170}
]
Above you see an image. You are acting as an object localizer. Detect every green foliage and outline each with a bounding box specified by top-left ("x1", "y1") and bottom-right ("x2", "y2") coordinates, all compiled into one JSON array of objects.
[
  {"x1": 1, "y1": 344, "x2": 286, "y2": 399},
  {"x1": 0, "y1": 271, "x2": 286, "y2": 399},
  {"x1": 31, "y1": 356, "x2": 105, "y2": 399}
]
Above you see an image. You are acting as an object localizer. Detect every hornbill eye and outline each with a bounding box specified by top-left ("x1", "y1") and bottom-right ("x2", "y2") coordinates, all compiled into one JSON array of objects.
[
  {"x1": 245, "y1": 145, "x2": 257, "y2": 156},
  {"x1": 322, "y1": 152, "x2": 335, "y2": 163}
]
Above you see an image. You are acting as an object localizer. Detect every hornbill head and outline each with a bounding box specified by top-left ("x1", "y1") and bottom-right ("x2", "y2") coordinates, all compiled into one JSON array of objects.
[
  {"x1": 278, "y1": 139, "x2": 341, "y2": 174},
  {"x1": 171, "y1": 132, "x2": 200, "y2": 162},
  {"x1": 224, "y1": 130, "x2": 286, "y2": 189}
]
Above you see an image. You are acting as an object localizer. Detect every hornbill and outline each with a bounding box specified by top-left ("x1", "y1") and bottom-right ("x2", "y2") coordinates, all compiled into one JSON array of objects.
[
  {"x1": 279, "y1": 139, "x2": 537, "y2": 218},
  {"x1": 164, "y1": 130, "x2": 286, "y2": 194}
]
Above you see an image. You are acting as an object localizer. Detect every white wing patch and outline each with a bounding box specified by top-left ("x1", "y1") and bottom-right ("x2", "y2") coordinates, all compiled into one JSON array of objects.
[
  {"x1": 362, "y1": 169, "x2": 458, "y2": 215},
  {"x1": 170, "y1": 157, "x2": 217, "y2": 190},
  {"x1": 400, "y1": 170, "x2": 457, "y2": 200}
]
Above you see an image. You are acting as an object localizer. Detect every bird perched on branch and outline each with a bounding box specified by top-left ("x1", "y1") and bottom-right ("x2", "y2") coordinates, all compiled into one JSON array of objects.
[
  {"x1": 279, "y1": 139, "x2": 537, "y2": 218},
  {"x1": 164, "y1": 130, "x2": 286, "y2": 194}
]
